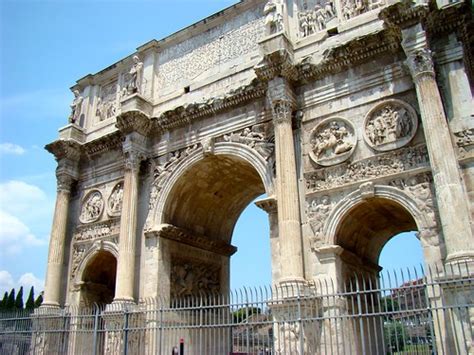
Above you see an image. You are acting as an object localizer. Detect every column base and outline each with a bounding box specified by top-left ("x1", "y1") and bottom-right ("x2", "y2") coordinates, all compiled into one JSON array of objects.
[
  {"x1": 39, "y1": 301, "x2": 60, "y2": 309},
  {"x1": 446, "y1": 251, "x2": 474, "y2": 264}
]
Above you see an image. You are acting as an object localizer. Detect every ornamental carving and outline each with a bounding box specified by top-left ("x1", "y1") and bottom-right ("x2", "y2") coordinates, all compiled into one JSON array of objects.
[
  {"x1": 364, "y1": 99, "x2": 418, "y2": 151},
  {"x1": 79, "y1": 190, "x2": 104, "y2": 224},
  {"x1": 454, "y1": 128, "x2": 474, "y2": 158},
  {"x1": 96, "y1": 80, "x2": 118, "y2": 122},
  {"x1": 223, "y1": 125, "x2": 275, "y2": 160},
  {"x1": 74, "y1": 219, "x2": 120, "y2": 243},
  {"x1": 70, "y1": 244, "x2": 87, "y2": 284},
  {"x1": 171, "y1": 258, "x2": 220, "y2": 298},
  {"x1": 306, "y1": 195, "x2": 333, "y2": 250},
  {"x1": 298, "y1": 1, "x2": 336, "y2": 37},
  {"x1": 149, "y1": 144, "x2": 200, "y2": 211},
  {"x1": 405, "y1": 48, "x2": 435, "y2": 78},
  {"x1": 309, "y1": 117, "x2": 356, "y2": 166},
  {"x1": 108, "y1": 182, "x2": 124, "y2": 217},
  {"x1": 305, "y1": 144, "x2": 429, "y2": 191}
]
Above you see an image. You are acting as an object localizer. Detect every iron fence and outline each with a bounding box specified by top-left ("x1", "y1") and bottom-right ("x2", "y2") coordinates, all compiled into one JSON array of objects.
[{"x1": 1, "y1": 263, "x2": 473, "y2": 354}]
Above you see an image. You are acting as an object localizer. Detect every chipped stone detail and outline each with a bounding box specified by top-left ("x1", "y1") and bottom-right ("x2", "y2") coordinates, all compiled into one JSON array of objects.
[
  {"x1": 79, "y1": 190, "x2": 104, "y2": 224},
  {"x1": 364, "y1": 99, "x2": 418, "y2": 152},
  {"x1": 454, "y1": 128, "x2": 474, "y2": 158},
  {"x1": 309, "y1": 117, "x2": 357, "y2": 166},
  {"x1": 305, "y1": 144, "x2": 429, "y2": 192}
]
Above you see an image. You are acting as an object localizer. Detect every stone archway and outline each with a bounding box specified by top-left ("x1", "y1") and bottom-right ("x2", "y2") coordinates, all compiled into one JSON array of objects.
[{"x1": 80, "y1": 250, "x2": 117, "y2": 307}]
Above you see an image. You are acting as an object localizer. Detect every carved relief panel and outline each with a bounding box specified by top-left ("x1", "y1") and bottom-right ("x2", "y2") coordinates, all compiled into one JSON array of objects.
[
  {"x1": 297, "y1": 0, "x2": 337, "y2": 37},
  {"x1": 107, "y1": 182, "x2": 124, "y2": 217},
  {"x1": 309, "y1": 117, "x2": 357, "y2": 166},
  {"x1": 96, "y1": 80, "x2": 118, "y2": 122},
  {"x1": 170, "y1": 257, "x2": 220, "y2": 298},
  {"x1": 79, "y1": 190, "x2": 104, "y2": 224},
  {"x1": 363, "y1": 99, "x2": 418, "y2": 152}
]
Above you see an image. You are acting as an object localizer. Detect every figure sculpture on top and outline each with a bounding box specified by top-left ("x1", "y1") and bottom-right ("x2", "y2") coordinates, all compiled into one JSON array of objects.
[
  {"x1": 69, "y1": 90, "x2": 83, "y2": 124},
  {"x1": 127, "y1": 55, "x2": 144, "y2": 95},
  {"x1": 264, "y1": 0, "x2": 284, "y2": 35}
]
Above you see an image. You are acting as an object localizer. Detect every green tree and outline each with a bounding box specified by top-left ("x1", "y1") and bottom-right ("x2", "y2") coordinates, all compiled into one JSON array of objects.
[
  {"x1": 15, "y1": 286, "x2": 24, "y2": 310},
  {"x1": 6, "y1": 289, "x2": 15, "y2": 311},
  {"x1": 233, "y1": 307, "x2": 262, "y2": 323},
  {"x1": 0, "y1": 292, "x2": 8, "y2": 311},
  {"x1": 25, "y1": 286, "x2": 35, "y2": 310},
  {"x1": 34, "y1": 294, "x2": 43, "y2": 308},
  {"x1": 384, "y1": 321, "x2": 407, "y2": 353}
]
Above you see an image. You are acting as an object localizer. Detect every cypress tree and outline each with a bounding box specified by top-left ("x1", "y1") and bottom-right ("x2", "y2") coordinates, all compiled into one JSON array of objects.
[
  {"x1": 34, "y1": 294, "x2": 43, "y2": 308},
  {"x1": 15, "y1": 286, "x2": 24, "y2": 310},
  {"x1": 25, "y1": 286, "x2": 35, "y2": 310},
  {"x1": 0, "y1": 292, "x2": 8, "y2": 311},
  {"x1": 6, "y1": 289, "x2": 15, "y2": 311}
]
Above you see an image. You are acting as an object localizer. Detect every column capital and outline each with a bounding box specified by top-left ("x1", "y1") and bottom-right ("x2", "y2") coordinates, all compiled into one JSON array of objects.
[
  {"x1": 272, "y1": 100, "x2": 294, "y2": 125},
  {"x1": 123, "y1": 149, "x2": 147, "y2": 172},
  {"x1": 405, "y1": 48, "x2": 435, "y2": 80}
]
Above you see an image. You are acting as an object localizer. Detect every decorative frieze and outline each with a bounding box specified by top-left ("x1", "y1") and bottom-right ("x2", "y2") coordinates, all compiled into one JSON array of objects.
[
  {"x1": 223, "y1": 125, "x2": 275, "y2": 160},
  {"x1": 170, "y1": 257, "x2": 221, "y2": 298},
  {"x1": 363, "y1": 99, "x2": 418, "y2": 152},
  {"x1": 305, "y1": 144, "x2": 429, "y2": 192},
  {"x1": 79, "y1": 190, "x2": 104, "y2": 224},
  {"x1": 309, "y1": 117, "x2": 356, "y2": 166},
  {"x1": 74, "y1": 219, "x2": 121, "y2": 243},
  {"x1": 298, "y1": 1, "x2": 336, "y2": 37}
]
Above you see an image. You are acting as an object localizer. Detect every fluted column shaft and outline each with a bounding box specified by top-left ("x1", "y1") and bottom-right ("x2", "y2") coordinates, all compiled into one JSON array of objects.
[
  {"x1": 269, "y1": 78, "x2": 305, "y2": 283},
  {"x1": 43, "y1": 175, "x2": 74, "y2": 307},
  {"x1": 114, "y1": 153, "x2": 142, "y2": 302},
  {"x1": 402, "y1": 26, "x2": 473, "y2": 262}
]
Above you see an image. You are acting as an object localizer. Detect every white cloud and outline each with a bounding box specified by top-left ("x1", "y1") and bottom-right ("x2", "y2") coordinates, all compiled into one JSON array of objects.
[
  {"x1": 0, "y1": 211, "x2": 46, "y2": 255},
  {"x1": 0, "y1": 143, "x2": 26, "y2": 155},
  {"x1": 18, "y1": 273, "x2": 45, "y2": 293},
  {"x1": 0, "y1": 271, "x2": 14, "y2": 294},
  {"x1": 0, "y1": 180, "x2": 48, "y2": 215},
  {"x1": 0, "y1": 270, "x2": 44, "y2": 296}
]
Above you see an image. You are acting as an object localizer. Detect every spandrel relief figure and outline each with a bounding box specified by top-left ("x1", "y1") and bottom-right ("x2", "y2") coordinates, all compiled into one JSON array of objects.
[
  {"x1": 224, "y1": 126, "x2": 275, "y2": 160},
  {"x1": 69, "y1": 90, "x2": 83, "y2": 124},
  {"x1": 307, "y1": 195, "x2": 332, "y2": 250},
  {"x1": 108, "y1": 182, "x2": 123, "y2": 216},
  {"x1": 309, "y1": 118, "x2": 356, "y2": 166},
  {"x1": 364, "y1": 100, "x2": 418, "y2": 151},
  {"x1": 80, "y1": 191, "x2": 104, "y2": 224},
  {"x1": 264, "y1": 0, "x2": 284, "y2": 35}
]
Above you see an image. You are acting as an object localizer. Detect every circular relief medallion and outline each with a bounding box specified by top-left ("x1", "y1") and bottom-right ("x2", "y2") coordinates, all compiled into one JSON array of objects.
[
  {"x1": 309, "y1": 117, "x2": 357, "y2": 166},
  {"x1": 107, "y1": 182, "x2": 123, "y2": 217},
  {"x1": 364, "y1": 99, "x2": 418, "y2": 152},
  {"x1": 79, "y1": 190, "x2": 104, "y2": 224}
]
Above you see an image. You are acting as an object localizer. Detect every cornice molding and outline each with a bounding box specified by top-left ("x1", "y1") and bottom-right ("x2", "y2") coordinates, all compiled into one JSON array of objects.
[
  {"x1": 83, "y1": 132, "x2": 123, "y2": 157},
  {"x1": 147, "y1": 224, "x2": 237, "y2": 257},
  {"x1": 45, "y1": 139, "x2": 82, "y2": 162},
  {"x1": 297, "y1": 29, "x2": 401, "y2": 83},
  {"x1": 116, "y1": 110, "x2": 153, "y2": 136},
  {"x1": 155, "y1": 79, "x2": 266, "y2": 131}
]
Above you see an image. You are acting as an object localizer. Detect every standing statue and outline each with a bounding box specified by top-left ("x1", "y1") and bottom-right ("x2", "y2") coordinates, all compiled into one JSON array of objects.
[
  {"x1": 127, "y1": 55, "x2": 143, "y2": 94},
  {"x1": 264, "y1": 0, "x2": 284, "y2": 35},
  {"x1": 69, "y1": 90, "x2": 83, "y2": 124}
]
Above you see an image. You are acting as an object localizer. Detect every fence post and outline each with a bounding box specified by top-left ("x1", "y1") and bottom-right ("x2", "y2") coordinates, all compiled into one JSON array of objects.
[
  {"x1": 92, "y1": 305, "x2": 100, "y2": 355},
  {"x1": 158, "y1": 302, "x2": 163, "y2": 355},
  {"x1": 297, "y1": 285, "x2": 304, "y2": 355},
  {"x1": 123, "y1": 307, "x2": 129, "y2": 355}
]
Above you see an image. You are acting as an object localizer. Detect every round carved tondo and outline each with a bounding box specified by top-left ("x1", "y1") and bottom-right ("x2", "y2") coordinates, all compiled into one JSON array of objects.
[
  {"x1": 107, "y1": 182, "x2": 123, "y2": 217},
  {"x1": 79, "y1": 190, "x2": 104, "y2": 224},
  {"x1": 363, "y1": 99, "x2": 418, "y2": 152},
  {"x1": 309, "y1": 117, "x2": 357, "y2": 166}
]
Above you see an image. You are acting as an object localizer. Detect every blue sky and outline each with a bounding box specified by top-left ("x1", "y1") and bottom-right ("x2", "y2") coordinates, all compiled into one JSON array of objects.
[{"x1": 0, "y1": 0, "x2": 423, "y2": 297}]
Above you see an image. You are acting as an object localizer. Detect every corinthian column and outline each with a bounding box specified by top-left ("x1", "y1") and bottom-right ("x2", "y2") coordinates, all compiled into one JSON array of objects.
[
  {"x1": 43, "y1": 173, "x2": 75, "y2": 307},
  {"x1": 268, "y1": 77, "x2": 305, "y2": 284},
  {"x1": 114, "y1": 150, "x2": 144, "y2": 303},
  {"x1": 402, "y1": 25, "x2": 474, "y2": 263}
]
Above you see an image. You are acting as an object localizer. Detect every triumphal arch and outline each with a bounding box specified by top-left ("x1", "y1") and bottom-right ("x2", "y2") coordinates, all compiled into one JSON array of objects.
[{"x1": 41, "y1": 0, "x2": 473, "y2": 351}]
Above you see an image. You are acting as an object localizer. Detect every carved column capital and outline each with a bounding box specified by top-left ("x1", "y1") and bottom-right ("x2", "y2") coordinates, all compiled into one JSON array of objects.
[
  {"x1": 123, "y1": 150, "x2": 146, "y2": 172},
  {"x1": 56, "y1": 173, "x2": 75, "y2": 193},
  {"x1": 272, "y1": 100, "x2": 294, "y2": 125},
  {"x1": 405, "y1": 48, "x2": 435, "y2": 80}
]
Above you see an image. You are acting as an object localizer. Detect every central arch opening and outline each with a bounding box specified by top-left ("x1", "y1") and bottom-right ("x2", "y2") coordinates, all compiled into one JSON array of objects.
[{"x1": 162, "y1": 154, "x2": 268, "y2": 297}]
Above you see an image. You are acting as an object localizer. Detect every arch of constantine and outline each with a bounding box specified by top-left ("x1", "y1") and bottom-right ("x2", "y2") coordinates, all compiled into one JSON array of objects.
[{"x1": 40, "y1": 0, "x2": 473, "y2": 352}]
